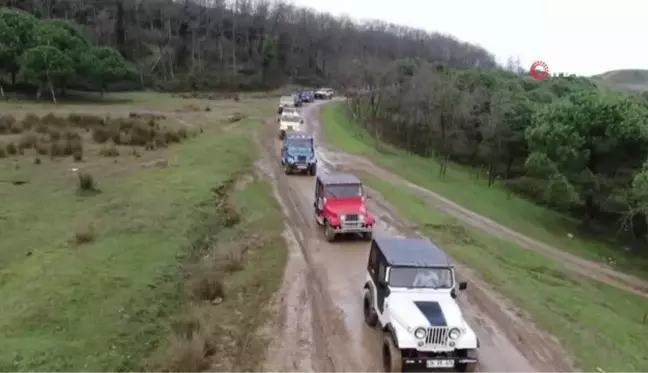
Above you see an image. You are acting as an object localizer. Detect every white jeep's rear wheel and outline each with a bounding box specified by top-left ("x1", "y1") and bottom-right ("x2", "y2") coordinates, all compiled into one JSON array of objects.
[{"x1": 383, "y1": 333, "x2": 402, "y2": 372}]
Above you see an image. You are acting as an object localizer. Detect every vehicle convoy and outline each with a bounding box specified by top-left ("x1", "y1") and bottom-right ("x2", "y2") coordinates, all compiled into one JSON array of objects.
[
  {"x1": 363, "y1": 237, "x2": 479, "y2": 372},
  {"x1": 278, "y1": 114, "x2": 303, "y2": 140},
  {"x1": 280, "y1": 132, "x2": 317, "y2": 175},
  {"x1": 314, "y1": 173, "x2": 374, "y2": 241},
  {"x1": 314, "y1": 87, "x2": 334, "y2": 100}
]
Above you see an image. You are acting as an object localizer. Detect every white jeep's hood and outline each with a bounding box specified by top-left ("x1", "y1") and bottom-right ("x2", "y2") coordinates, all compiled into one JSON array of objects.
[{"x1": 387, "y1": 291, "x2": 464, "y2": 328}]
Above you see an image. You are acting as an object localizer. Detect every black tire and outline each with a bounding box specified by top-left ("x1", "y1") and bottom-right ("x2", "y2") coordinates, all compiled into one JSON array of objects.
[
  {"x1": 363, "y1": 288, "x2": 378, "y2": 327},
  {"x1": 279, "y1": 130, "x2": 285, "y2": 140},
  {"x1": 309, "y1": 164, "x2": 317, "y2": 176},
  {"x1": 363, "y1": 231, "x2": 373, "y2": 241},
  {"x1": 284, "y1": 164, "x2": 292, "y2": 175},
  {"x1": 324, "y1": 223, "x2": 336, "y2": 242},
  {"x1": 457, "y1": 349, "x2": 478, "y2": 372},
  {"x1": 383, "y1": 333, "x2": 402, "y2": 372}
]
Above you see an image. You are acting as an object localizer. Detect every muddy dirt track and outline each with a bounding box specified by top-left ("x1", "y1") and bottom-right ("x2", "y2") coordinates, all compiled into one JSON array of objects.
[{"x1": 260, "y1": 101, "x2": 576, "y2": 372}]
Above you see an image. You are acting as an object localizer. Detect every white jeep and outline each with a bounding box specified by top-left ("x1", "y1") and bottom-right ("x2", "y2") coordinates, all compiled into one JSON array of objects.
[
  {"x1": 278, "y1": 114, "x2": 303, "y2": 140},
  {"x1": 363, "y1": 237, "x2": 479, "y2": 372}
]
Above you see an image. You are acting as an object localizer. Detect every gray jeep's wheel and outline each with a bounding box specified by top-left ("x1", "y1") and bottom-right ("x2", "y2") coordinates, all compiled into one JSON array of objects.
[
  {"x1": 383, "y1": 333, "x2": 402, "y2": 372},
  {"x1": 457, "y1": 349, "x2": 478, "y2": 372},
  {"x1": 363, "y1": 288, "x2": 378, "y2": 327},
  {"x1": 324, "y1": 223, "x2": 336, "y2": 242}
]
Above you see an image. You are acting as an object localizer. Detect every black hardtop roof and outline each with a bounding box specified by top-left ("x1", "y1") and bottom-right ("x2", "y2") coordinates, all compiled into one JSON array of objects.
[
  {"x1": 374, "y1": 237, "x2": 451, "y2": 267},
  {"x1": 318, "y1": 173, "x2": 361, "y2": 185}
]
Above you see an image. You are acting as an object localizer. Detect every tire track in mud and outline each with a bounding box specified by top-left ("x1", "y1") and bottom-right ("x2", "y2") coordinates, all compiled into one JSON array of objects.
[{"x1": 302, "y1": 101, "x2": 576, "y2": 372}]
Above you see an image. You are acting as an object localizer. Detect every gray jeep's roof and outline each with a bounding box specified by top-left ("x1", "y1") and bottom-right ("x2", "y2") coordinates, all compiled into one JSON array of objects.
[
  {"x1": 375, "y1": 237, "x2": 451, "y2": 267},
  {"x1": 318, "y1": 173, "x2": 361, "y2": 185}
]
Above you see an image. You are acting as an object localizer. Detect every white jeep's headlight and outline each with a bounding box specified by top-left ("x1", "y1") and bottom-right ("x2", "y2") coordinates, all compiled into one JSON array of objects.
[
  {"x1": 449, "y1": 328, "x2": 461, "y2": 339},
  {"x1": 414, "y1": 327, "x2": 427, "y2": 339}
]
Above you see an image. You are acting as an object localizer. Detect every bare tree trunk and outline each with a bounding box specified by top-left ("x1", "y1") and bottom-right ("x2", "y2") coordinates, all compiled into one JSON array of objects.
[{"x1": 48, "y1": 77, "x2": 57, "y2": 104}]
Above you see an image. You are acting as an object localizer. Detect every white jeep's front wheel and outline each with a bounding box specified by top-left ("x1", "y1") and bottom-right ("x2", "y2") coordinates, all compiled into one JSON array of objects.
[
  {"x1": 363, "y1": 288, "x2": 378, "y2": 327},
  {"x1": 383, "y1": 333, "x2": 402, "y2": 372}
]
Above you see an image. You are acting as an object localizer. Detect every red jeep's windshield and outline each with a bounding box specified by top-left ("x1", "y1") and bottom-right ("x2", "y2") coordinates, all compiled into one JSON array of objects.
[{"x1": 326, "y1": 184, "x2": 362, "y2": 198}]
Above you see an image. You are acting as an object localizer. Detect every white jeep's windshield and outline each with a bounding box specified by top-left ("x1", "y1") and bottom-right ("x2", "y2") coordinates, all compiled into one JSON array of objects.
[
  {"x1": 389, "y1": 267, "x2": 453, "y2": 289},
  {"x1": 281, "y1": 116, "x2": 300, "y2": 123},
  {"x1": 283, "y1": 108, "x2": 298, "y2": 115},
  {"x1": 280, "y1": 96, "x2": 294, "y2": 104},
  {"x1": 326, "y1": 184, "x2": 362, "y2": 198}
]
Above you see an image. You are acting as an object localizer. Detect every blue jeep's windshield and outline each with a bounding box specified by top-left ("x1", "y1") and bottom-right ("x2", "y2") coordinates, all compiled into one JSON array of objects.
[{"x1": 286, "y1": 139, "x2": 313, "y2": 155}]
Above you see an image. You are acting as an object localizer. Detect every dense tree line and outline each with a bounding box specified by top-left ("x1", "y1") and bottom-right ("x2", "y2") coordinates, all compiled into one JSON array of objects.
[
  {"x1": 345, "y1": 60, "x2": 648, "y2": 241},
  {"x1": 0, "y1": 7, "x2": 133, "y2": 101},
  {"x1": 0, "y1": 0, "x2": 497, "y2": 91}
]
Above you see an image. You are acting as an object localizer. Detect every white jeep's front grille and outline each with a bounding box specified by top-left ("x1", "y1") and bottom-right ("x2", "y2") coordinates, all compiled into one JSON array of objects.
[{"x1": 425, "y1": 327, "x2": 449, "y2": 346}]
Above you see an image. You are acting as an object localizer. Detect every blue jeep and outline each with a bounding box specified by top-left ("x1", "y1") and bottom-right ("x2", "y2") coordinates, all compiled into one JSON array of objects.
[
  {"x1": 299, "y1": 90, "x2": 315, "y2": 103},
  {"x1": 281, "y1": 132, "x2": 317, "y2": 175}
]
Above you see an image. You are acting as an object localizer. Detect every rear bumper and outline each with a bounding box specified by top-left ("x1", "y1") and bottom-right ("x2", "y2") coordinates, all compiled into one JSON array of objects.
[{"x1": 402, "y1": 357, "x2": 477, "y2": 372}]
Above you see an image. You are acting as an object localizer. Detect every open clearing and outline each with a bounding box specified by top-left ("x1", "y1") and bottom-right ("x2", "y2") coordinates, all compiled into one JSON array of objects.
[
  {"x1": 0, "y1": 92, "x2": 286, "y2": 371},
  {"x1": 320, "y1": 103, "x2": 648, "y2": 283}
]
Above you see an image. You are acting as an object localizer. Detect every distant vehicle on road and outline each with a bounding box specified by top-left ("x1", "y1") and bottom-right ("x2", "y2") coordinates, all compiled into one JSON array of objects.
[
  {"x1": 292, "y1": 93, "x2": 303, "y2": 107},
  {"x1": 299, "y1": 90, "x2": 315, "y2": 103},
  {"x1": 280, "y1": 132, "x2": 317, "y2": 175},
  {"x1": 278, "y1": 114, "x2": 303, "y2": 140},
  {"x1": 314, "y1": 173, "x2": 374, "y2": 241},
  {"x1": 363, "y1": 236, "x2": 478, "y2": 372},
  {"x1": 314, "y1": 88, "x2": 334, "y2": 100},
  {"x1": 278, "y1": 95, "x2": 296, "y2": 114}
]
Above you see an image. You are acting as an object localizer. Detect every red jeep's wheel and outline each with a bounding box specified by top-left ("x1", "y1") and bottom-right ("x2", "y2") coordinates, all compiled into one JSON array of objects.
[{"x1": 324, "y1": 223, "x2": 336, "y2": 242}]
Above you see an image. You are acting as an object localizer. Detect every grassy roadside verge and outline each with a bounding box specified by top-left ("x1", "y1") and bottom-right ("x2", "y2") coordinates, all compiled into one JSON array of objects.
[
  {"x1": 320, "y1": 103, "x2": 648, "y2": 277},
  {"x1": 364, "y1": 176, "x2": 648, "y2": 371},
  {"x1": 0, "y1": 119, "x2": 286, "y2": 371}
]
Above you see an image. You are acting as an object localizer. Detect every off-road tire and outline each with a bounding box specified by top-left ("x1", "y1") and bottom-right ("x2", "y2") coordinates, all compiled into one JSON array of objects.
[
  {"x1": 324, "y1": 223, "x2": 336, "y2": 242},
  {"x1": 279, "y1": 130, "x2": 286, "y2": 140},
  {"x1": 383, "y1": 333, "x2": 402, "y2": 372},
  {"x1": 363, "y1": 231, "x2": 373, "y2": 241},
  {"x1": 309, "y1": 164, "x2": 317, "y2": 176},
  {"x1": 363, "y1": 288, "x2": 378, "y2": 327},
  {"x1": 457, "y1": 349, "x2": 478, "y2": 372},
  {"x1": 284, "y1": 164, "x2": 291, "y2": 175}
]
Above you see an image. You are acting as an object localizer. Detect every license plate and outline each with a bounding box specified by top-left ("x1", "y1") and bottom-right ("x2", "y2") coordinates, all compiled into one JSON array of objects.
[
  {"x1": 297, "y1": 165, "x2": 307, "y2": 169},
  {"x1": 426, "y1": 360, "x2": 454, "y2": 368}
]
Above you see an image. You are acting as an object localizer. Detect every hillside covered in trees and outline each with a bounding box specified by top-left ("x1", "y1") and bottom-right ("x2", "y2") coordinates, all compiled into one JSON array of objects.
[
  {"x1": 0, "y1": 0, "x2": 497, "y2": 92},
  {"x1": 345, "y1": 60, "x2": 648, "y2": 244}
]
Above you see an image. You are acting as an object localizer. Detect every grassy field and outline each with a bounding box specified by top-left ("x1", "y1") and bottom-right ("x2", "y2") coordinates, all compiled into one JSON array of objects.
[
  {"x1": 320, "y1": 103, "x2": 648, "y2": 277},
  {"x1": 365, "y1": 176, "x2": 648, "y2": 371},
  {"x1": 0, "y1": 93, "x2": 286, "y2": 371}
]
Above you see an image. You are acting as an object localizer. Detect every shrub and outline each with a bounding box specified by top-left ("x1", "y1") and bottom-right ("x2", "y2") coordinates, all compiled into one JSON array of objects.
[
  {"x1": 77, "y1": 171, "x2": 98, "y2": 194},
  {"x1": 99, "y1": 143, "x2": 119, "y2": 157},
  {"x1": 5, "y1": 142, "x2": 18, "y2": 155},
  {"x1": 35, "y1": 141, "x2": 49, "y2": 155},
  {"x1": 0, "y1": 145, "x2": 5, "y2": 158},
  {"x1": 74, "y1": 224, "x2": 95, "y2": 245},
  {"x1": 20, "y1": 113, "x2": 40, "y2": 131},
  {"x1": 33, "y1": 157, "x2": 41, "y2": 164},
  {"x1": 18, "y1": 132, "x2": 38, "y2": 149},
  {"x1": 0, "y1": 114, "x2": 16, "y2": 134},
  {"x1": 189, "y1": 268, "x2": 225, "y2": 302},
  {"x1": 92, "y1": 127, "x2": 110, "y2": 143},
  {"x1": 41, "y1": 113, "x2": 66, "y2": 127}
]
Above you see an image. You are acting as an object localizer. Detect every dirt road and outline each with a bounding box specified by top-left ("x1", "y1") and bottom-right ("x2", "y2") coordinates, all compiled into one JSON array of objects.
[
  {"x1": 309, "y1": 100, "x2": 648, "y2": 300},
  {"x1": 260, "y1": 101, "x2": 575, "y2": 372}
]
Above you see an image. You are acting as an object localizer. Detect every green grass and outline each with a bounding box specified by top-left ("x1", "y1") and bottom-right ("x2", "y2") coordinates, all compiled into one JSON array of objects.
[
  {"x1": 320, "y1": 103, "x2": 648, "y2": 277},
  {"x1": 365, "y1": 176, "x2": 648, "y2": 371},
  {"x1": 0, "y1": 119, "x2": 286, "y2": 370}
]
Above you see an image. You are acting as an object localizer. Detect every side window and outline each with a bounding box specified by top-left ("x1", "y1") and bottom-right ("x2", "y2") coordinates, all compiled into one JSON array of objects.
[
  {"x1": 378, "y1": 258, "x2": 386, "y2": 282},
  {"x1": 368, "y1": 244, "x2": 377, "y2": 274}
]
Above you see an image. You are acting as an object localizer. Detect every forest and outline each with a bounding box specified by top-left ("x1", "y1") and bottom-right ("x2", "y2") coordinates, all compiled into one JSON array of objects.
[
  {"x1": 3, "y1": 0, "x2": 648, "y2": 242},
  {"x1": 345, "y1": 60, "x2": 648, "y2": 242}
]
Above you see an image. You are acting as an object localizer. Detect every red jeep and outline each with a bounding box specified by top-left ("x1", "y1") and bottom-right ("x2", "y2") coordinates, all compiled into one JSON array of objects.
[{"x1": 314, "y1": 173, "x2": 375, "y2": 241}]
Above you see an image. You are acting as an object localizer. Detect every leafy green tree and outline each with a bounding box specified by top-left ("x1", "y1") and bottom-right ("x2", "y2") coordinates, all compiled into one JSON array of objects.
[
  {"x1": 19, "y1": 45, "x2": 74, "y2": 103},
  {"x1": 525, "y1": 90, "x2": 648, "y2": 224},
  {"x1": 0, "y1": 8, "x2": 38, "y2": 92},
  {"x1": 79, "y1": 46, "x2": 132, "y2": 95}
]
